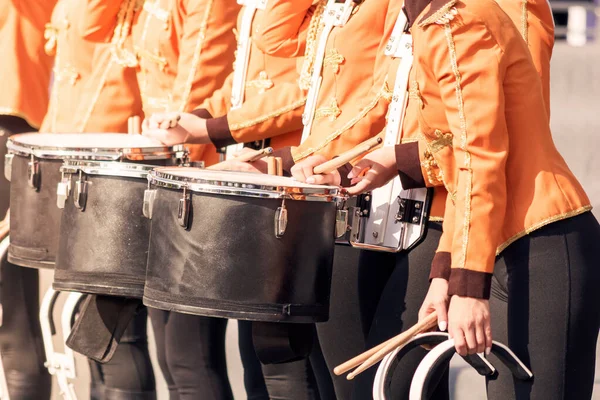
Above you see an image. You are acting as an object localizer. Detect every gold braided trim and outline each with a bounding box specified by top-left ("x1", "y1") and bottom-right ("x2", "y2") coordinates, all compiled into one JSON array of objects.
[
  {"x1": 245, "y1": 71, "x2": 274, "y2": 94},
  {"x1": 299, "y1": 0, "x2": 327, "y2": 90},
  {"x1": 420, "y1": 151, "x2": 444, "y2": 186},
  {"x1": 429, "y1": 129, "x2": 453, "y2": 153},
  {"x1": 497, "y1": 206, "x2": 592, "y2": 254},
  {"x1": 323, "y1": 48, "x2": 345, "y2": 73},
  {"x1": 228, "y1": 98, "x2": 307, "y2": 131},
  {"x1": 293, "y1": 81, "x2": 387, "y2": 161},
  {"x1": 418, "y1": 0, "x2": 457, "y2": 27},
  {"x1": 54, "y1": 66, "x2": 80, "y2": 85},
  {"x1": 444, "y1": 22, "x2": 472, "y2": 270},
  {"x1": 408, "y1": 80, "x2": 424, "y2": 108},
  {"x1": 399, "y1": 137, "x2": 418, "y2": 144},
  {"x1": 429, "y1": 216, "x2": 444, "y2": 222},
  {"x1": 111, "y1": 0, "x2": 138, "y2": 66},
  {"x1": 0, "y1": 108, "x2": 40, "y2": 130},
  {"x1": 177, "y1": 0, "x2": 214, "y2": 112},
  {"x1": 381, "y1": 79, "x2": 393, "y2": 102},
  {"x1": 143, "y1": 0, "x2": 169, "y2": 22},
  {"x1": 135, "y1": 47, "x2": 168, "y2": 70},
  {"x1": 520, "y1": 0, "x2": 529, "y2": 44},
  {"x1": 314, "y1": 98, "x2": 341, "y2": 121}
]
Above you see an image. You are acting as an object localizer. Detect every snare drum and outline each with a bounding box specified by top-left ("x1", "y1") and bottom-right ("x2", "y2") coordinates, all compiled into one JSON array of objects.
[
  {"x1": 5, "y1": 133, "x2": 184, "y2": 269},
  {"x1": 143, "y1": 167, "x2": 341, "y2": 323}
]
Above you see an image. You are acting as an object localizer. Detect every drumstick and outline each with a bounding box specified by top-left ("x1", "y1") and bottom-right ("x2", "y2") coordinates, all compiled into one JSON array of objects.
[
  {"x1": 235, "y1": 147, "x2": 274, "y2": 162},
  {"x1": 313, "y1": 137, "x2": 383, "y2": 175},
  {"x1": 267, "y1": 157, "x2": 277, "y2": 176},
  {"x1": 127, "y1": 117, "x2": 134, "y2": 135},
  {"x1": 337, "y1": 312, "x2": 438, "y2": 380},
  {"x1": 275, "y1": 157, "x2": 283, "y2": 177},
  {"x1": 132, "y1": 116, "x2": 141, "y2": 135}
]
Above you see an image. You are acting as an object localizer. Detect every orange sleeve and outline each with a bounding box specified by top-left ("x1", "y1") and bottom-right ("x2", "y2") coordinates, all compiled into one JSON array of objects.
[
  {"x1": 75, "y1": 0, "x2": 123, "y2": 42},
  {"x1": 424, "y1": 19, "x2": 509, "y2": 297},
  {"x1": 196, "y1": 70, "x2": 234, "y2": 118},
  {"x1": 172, "y1": 0, "x2": 239, "y2": 112},
  {"x1": 204, "y1": 81, "x2": 306, "y2": 148},
  {"x1": 429, "y1": 194, "x2": 455, "y2": 280},
  {"x1": 253, "y1": 0, "x2": 316, "y2": 57}
]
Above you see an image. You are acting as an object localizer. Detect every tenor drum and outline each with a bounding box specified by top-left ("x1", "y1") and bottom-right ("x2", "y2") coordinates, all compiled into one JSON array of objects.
[
  {"x1": 143, "y1": 167, "x2": 340, "y2": 323},
  {"x1": 5, "y1": 133, "x2": 183, "y2": 269}
]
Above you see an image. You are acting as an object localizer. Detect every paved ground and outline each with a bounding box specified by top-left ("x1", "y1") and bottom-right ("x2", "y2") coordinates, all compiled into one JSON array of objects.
[{"x1": 42, "y1": 38, "x2": 600, "y2": 400}]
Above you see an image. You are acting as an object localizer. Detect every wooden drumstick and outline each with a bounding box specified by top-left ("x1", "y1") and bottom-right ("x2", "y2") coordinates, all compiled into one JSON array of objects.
[
  {"x1": 235, "y1": 147, "x2": 274, "y2": 162},
  {"x1": 132, "y1": 116, "x2": 141, "y2": 134},
  {"x1": 127, "y1": 117, "x2": 134, "y2": 134},
  {"x1": 336, "y1": 312, "x2": 438, "y2": 380},
  {"x1": 267, "y1": 157, "x2": 277, "y2": 176},
  {"x1": 275, "y1": 157, "x2": 283, "y2": 177},
  {"x1": 313, "y1": 136, "x2": 383, "y2": 175}
]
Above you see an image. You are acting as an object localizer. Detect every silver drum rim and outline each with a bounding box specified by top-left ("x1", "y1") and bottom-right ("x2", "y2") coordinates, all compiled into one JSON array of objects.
[{"x1": 60, "y1": 160, "x2": 157, "y2": 179}]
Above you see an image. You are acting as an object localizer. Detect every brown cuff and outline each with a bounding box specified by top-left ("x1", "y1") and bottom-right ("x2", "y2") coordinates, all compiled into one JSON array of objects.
[
  {"x1": 206, "y1": 115, "x2": 236, "y2": 148},
  {"x1": 337, "y1": 163, "x2": 353, "y2": 187},
  {"x1": 448, "y1": 269, "x2": 493, "y2": 299},
  {"x1": 271, "y1": 147, "x2": 295, "y2": 177},
  {"x1": 190, "y1": 108, "x2": 213, "y2": 119},
  {"x1": 429, "y1": 252, "x2": 451, "y2": 281},
  {"x1": 395, "y1": 142, "x2": 426, "y2": 189}
]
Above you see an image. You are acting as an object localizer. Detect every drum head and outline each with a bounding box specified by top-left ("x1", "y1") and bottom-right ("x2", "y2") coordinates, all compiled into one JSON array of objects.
[
  {"x1": 7, "y1": 133, "x2": 177, "y2": 161},
  {"x1": 150, "y1": 167, "x2": 340, "y2": 200}
]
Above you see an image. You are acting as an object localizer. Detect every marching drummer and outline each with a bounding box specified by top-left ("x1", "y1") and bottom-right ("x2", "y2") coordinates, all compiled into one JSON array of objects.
[
  {"x1": 0, "y1": 0, "x2": 55, "y2": 397},
  {"x1": 41, "y1": 0, "x2": 156, "y2": 397},
  {"x1": 130, "y1": 0, "x2": 241, "y2": 397},
  {"x1": 142, "y1": 1, "x2": 337, "y2": 398}
]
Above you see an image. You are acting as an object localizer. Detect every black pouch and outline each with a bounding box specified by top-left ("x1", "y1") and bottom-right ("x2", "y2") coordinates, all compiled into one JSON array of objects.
[
  {"x1": 66, "y1": 294, "x2": 142, "y2": 363},
  {"x1": 252, "y1": 321, "x2": 315, "y2": 364}
]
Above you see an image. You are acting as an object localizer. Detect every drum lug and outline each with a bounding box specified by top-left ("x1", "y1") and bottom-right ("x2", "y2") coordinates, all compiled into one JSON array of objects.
[
  {"x1": 335, "y1": 209, "x2": 349, "y2": 238},
  {"x1": 4, "y1": 154, "x2": 13, "y2": 182},
  {"x1": 177, "y1": 186, "x2": 191, "y2": 228},
  {"x1": 56, "y1": 174, "x2": 72, "y2": 209},
  {"x1": 74, "y1": 172, "x2": 87, "y2": 211},
  {"x1": 349, "y1": 207, "x2": 364, "y2": 243},
  {"x1": 27, "y1": 154, "x2": 39, "y2": 190},
  {"x1": 143, "y1": 189, "x2": 157, "y2": 219},
  {"x1": 274, "y1": 200, "x2": 288, "y2": 238}
]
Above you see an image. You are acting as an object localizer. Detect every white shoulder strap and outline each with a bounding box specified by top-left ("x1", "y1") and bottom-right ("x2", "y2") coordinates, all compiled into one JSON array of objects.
[{"x1": 300, "y1": 0, "x2": 356, "y2": 143}]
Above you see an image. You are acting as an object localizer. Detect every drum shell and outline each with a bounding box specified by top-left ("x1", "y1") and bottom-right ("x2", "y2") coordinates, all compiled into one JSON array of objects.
[
  {"x1": 9, "y1": 155, "x2": 62, "y2": 269},
  {"x1": 53, "y1": 174, "x2": 151, "y2": 298},
  {"x1": 143, "y1": 186, "x2": 336, "y2": 323}
]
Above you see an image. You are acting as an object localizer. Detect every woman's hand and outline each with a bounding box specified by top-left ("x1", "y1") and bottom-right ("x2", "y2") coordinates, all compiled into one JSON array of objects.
[
  {"x1": 207, "y1": 159, "x2": 268, "y2": 174},
  {"x1": 142, "y1": 112, "x2": 209, "y2": 146},
  {"x1": 290, "y1": 155, "x2": 341, "y2": 185},
  {"x1": 418, "y1": 278, "x2": 450, "y2": 332},
  {"x1": 448, "y1": 295, "x2": 492, "y2": 356},
  {"x1": 345, "y1": 146, "x2": 397, "y2": 195}
]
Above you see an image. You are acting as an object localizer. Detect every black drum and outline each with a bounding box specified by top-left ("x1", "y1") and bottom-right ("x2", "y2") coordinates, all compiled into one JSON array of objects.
[
  {"x1": 143, "y1": 167, "x2": 341, "y2": 323},
  {"x1": 53, "y1": 161, "x2": 157, "y2": 298},
  {"x1": 5, "y1": 133, "x2": 184, "y2": 269}
]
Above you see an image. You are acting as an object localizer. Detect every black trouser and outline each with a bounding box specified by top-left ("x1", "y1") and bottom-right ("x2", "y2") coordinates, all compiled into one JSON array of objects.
[
  {"x1": 148, "y1": 309, "x2": 233, "y2": 400},
  {"x1": 238, "y1": 320, "x2": 336, "y2": 400},
  {"x1": 350, "y1": 223, "x2": 450, "y2": 400},
  {"x1": 0, "y1": 115, "x2": 51, "y2": 399},
  {"x1": 89, "y1": 307, "x2": 156, "y2": 400},
  {"x1": 487, "y1": 212, "x2": 600, "y2": 400}
]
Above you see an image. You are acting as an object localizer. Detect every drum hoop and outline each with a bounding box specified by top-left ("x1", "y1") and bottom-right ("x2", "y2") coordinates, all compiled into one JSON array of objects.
[
  {"x1": 148, "y1": 170, "x2": 340, "y2": 202},
  {"x1": 7, "y1": 137, "x2": 182, "y2": 161},
  {"x1": 60, "y1": 160, "x2": 156, "y2": 179}
]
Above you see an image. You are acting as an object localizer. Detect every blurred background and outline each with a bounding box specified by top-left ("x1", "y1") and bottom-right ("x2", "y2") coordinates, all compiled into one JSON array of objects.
[{"x1": 38, "y1": 1, "x2": 600, "y2": 398}]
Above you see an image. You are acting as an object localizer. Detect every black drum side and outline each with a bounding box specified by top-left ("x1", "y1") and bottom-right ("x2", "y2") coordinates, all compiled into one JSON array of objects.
[
  {"x1": 53, "y1": 175, "x2": 151, "y2": 298},
  {"x1": 143, "y1": 187, "x2": 336, "y2": 323},
  {"x1": 9, "y1": 155, "x2": 62, "y2": 269}
]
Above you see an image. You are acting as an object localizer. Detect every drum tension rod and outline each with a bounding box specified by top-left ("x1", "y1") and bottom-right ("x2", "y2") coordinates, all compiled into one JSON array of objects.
[
  {"x1": 178, "y1": 185, "x2": 191, "y2": 229},
  {"x1": 74, "y1": 170, "x2": 88, "y2": 211},
  {"x1": 27, "y1": 153, "x2": 40, "y2": 190},
  {"x1": 4, "y1": 153, "x2": 13, "y2": 182},
  {"x1": 57, "y1": 171, "x2": 72, "y2": 209},
  {"x1": 274, "y1": 198, "x2": 288, "y2": 238},
  {"x1": 143, "y1": 180, "x2": 157, "y2": 219}
]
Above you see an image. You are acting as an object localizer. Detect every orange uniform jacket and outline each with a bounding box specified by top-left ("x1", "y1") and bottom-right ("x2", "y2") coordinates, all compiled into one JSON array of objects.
[
  {"x1": 132, "y1": 0, "x2": 240, "y2": 164},
  {"x1": 192, "y1": 1, "x2": 322, "y2": 152},
  {"x1": 405, "y1": 0, "x2": 590, "y2": 298},
  {"x1": 41, "y1": 0, "x2": 143, "y2": 133},
  {"x1": 0, "y1": 0, "x2": 56, "y2": 128}
]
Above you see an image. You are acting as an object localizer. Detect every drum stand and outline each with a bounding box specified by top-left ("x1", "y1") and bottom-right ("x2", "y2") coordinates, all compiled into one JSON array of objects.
[
  {"x1": 40, "y1": 287, "x2": 85, "y2": 400},
  {"x1": 0, "y1": 237, "x2": 11, "y2": 399},
  {"x1": 373, "y1": 332, "x2": 534, "y2": 400}
]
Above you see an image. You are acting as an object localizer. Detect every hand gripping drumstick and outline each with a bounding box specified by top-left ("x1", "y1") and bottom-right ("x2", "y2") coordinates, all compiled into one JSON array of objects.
[
  {"x1": 312, "y1": 136, "x2": 383, "y2": 175},
  {"x1": 235, "y1": 147, "x2": 274, "y2": 163},
  {"x1": 334, "y1": 312, "x2": 438, "y2": 380}
]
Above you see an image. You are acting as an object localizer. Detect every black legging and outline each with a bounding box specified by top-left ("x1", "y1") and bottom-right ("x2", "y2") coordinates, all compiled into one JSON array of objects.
[
  {"x1": 0, "y1": 115, "x2": 51, "y2": 399},
  {"x1": 148, "y1": 309, "x2": 233, "y2": 400},
  {"x1": 238, "y1": 320, "x2": 336, "y2": 400},
  {"x1": 487, "y1": 212, "x2": 600, "y2": 400},
  {"x1": 89, "y1": 308, "x2": 156, "y2": 400}
]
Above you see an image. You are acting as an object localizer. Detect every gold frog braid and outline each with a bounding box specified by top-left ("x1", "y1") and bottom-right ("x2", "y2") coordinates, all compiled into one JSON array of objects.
[{"x1": 298, "y1": 0, "x2": 327, "y2": 90}]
